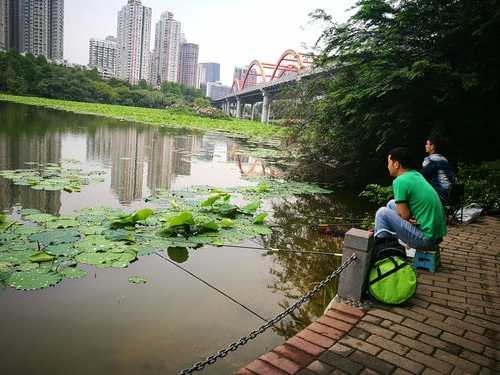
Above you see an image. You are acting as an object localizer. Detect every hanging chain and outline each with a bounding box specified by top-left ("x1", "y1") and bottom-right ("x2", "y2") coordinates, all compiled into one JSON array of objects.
[{"x1": 179, "y1": 253, "x2": 358, "y2": 374}]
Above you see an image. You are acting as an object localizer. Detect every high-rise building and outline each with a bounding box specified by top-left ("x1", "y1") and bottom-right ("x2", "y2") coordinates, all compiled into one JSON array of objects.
[
  {"x1": 179, "y1": 42, "x2": 198, "y2": 88},
  {"x1": 150, "y1": 11, "x2": 181, "y2": 87},
  {"x1": 89, "y1": 36, "x2": 118, "y2": 79},
  {"x1": 206, "y1": 81, "x2": 231, "y2": 100},
  {"x1": 0, "y1": 0, "x2": 7, "y2": 51},
  {"x1": 116, "y1": 0, "x2": 151, "y2": 85},
  {"x1": 233, "y1": 66, "x2": 257, "y2": 87},
  {"x1": 48, "y1": 0, "x2": 63, "y2": 61},
  {"x1": 6, "y1": 0, "x2": 64, "y2": 60},
  {"x1": 197, "y1": 62, "x2": 220, "y2": 94}
]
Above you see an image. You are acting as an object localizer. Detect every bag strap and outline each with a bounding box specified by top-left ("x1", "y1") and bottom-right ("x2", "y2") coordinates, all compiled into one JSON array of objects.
[{"x1": 369, "y1": 258, "x2": 410, "y2": 286}]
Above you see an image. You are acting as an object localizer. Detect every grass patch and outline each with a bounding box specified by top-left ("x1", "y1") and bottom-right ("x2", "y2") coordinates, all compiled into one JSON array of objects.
[{"x1": 0, "y1": 94, "x2": 287, "y2": 142}]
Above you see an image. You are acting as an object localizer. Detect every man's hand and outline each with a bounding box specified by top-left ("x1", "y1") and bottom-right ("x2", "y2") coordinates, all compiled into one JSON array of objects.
[{"x1": 396, "y1": 202, "x2": 411, "y2": 221}]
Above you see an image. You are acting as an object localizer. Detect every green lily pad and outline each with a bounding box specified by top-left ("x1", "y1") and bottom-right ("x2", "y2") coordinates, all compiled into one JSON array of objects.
[
  {"x1": 128, "y1": 276, "x2": 147, "y2": 284},
  {"x1": 24, "y1": 213, "x2": 55, "y2": 223},
  {"x1": 7, "y1": 270, "x2": 62, "y2": 290},
  {"x1": 75, "y1": 252, "x2": 121, "y2": 266},
  {"x1": 59, "y1": 267, "x2": 88, "y2": 279},
  {"x1": 45, "y1": 217, "x2": 79, "y2": 229},
  {"x1": 167, "y1": 247, "x2": 189, "y2": 263},
  {"x1": 29, "y1": 229, "x2": 81, "y2": 246},
  {"x1": 45, "y1": 243, "x2": 80, "y2": 257},
  {"x1": 29, "y1": 251, "x2": 56, "y2": 263},
  {"x1": 16, "y1": 262, "x2": 40, "y2": 272}
]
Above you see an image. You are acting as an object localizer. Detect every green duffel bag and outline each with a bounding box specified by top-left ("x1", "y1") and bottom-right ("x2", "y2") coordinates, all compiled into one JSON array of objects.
[{"x1": 368, "y1": 256, "x2": 417, "y2": 305}]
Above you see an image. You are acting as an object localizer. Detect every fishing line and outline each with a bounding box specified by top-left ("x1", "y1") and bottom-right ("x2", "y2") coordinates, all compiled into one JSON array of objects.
[
  {"x1": 155, "y1": 252, "x2": 269, "y2": 323},
  {"x1": 216, "y1": 244, "x2": 344, "y2": 257}
]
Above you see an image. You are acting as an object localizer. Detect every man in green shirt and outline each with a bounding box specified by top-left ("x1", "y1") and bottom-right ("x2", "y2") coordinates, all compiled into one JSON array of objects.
[{"x1": 374, "y1": 147, "x2": 447, "y2": 248}]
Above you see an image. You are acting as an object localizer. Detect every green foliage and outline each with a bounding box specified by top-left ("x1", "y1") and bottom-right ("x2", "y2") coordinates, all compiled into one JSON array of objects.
[
  {"x1": 457, "y1": 160, "x2": 500, "y2": 212},
  {"x1": 286, "y1": 0, "x2": 500, "y2": 186},
  {"x1": 128, "y1": 276, "x2": 147, "y2": 284},
  {"x1": 111, "y1": 208, "x2": 154, "y2": 229},
  {"x1": 360, "y1": 184, "x2": 394, "y2": 206},
  {"x1": 0, "y1": 50, "x2": 205, "y2": 109}
]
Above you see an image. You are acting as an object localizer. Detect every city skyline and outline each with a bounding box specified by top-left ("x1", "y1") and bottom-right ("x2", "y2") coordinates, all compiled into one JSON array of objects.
[{"x1": 65, "y1": 0, "x2": 355, "y2": 85}]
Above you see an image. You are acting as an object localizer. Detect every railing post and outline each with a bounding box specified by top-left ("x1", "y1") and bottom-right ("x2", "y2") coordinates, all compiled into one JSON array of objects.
[{"x1": 337, "y1": 228, "x2": 373, "y2": 304}]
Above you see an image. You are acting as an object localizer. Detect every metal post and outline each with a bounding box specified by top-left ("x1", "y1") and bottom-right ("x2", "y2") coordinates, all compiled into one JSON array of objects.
[
  {"x1": 236, "y1": 98, "x2": 242, "y2": 119},
  {"x1": 261, "y1": 91, "x2": 269, "y2": 123},
  {"x1": 337, "y1": 228, "x2": 373, "y2": 304}
]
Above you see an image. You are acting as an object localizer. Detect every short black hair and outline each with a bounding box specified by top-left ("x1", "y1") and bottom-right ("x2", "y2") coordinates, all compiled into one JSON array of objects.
[
  {"x1": 427, "y1": 135, "x2": 448, "y2": 153},
  {"x1": 388, "y1": 147, "x2": 417, "y2": 169}
]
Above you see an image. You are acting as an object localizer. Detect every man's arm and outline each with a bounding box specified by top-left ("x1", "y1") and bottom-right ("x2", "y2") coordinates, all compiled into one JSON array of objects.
[{"x1": 396, "y1": 202, "x2": 411, "y2": 221}]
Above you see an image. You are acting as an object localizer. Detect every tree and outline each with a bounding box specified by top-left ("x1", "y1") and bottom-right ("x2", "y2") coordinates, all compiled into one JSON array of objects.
[{"x1": 287, "y1": 0, "x2": 500, "y2": 187}]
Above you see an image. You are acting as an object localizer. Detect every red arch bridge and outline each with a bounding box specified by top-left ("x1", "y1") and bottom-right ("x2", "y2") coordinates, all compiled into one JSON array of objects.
[{"x1": 212, "y1": 49, "x2": 329, "y2": 123}]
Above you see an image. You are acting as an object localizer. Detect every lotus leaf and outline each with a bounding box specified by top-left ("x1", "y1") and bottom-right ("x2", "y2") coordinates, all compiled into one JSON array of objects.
[
  {"x1": 128, "y1": 276, "x2": 147, "y2": 284},
  {"x1": 29, "y1": 252, "x2": 56, "y2": 263},
  {"x1": 219, "y1": 218, "x2": 235, "y2": 228},
  {"x1": 253, "y1": 213, "x2": 268, "y2": 225},
  {"x1": 201, "y1": 193, "x2": 228, "y2": 207},
  {"x1": 103, "y1": 229, "x2": 135, "y2": 242},
  {"x1": 165, "y1": 211, "x2": 194, "y2": 227},
  {"x1": 194, "y1": 216, "x2": 219, "y2": 232},
  {"x1": 75, "y1": 236, "x2": 114, "y2": 252},
  {"x1": 59, "y1": 267, "x2": 88, "y2": 279},
  {"x1": 241, "y1": 201, "x2": 260, "y2": 215},
  {"x1": 0, "y1": 250, "x2": 36, "y2": 265},
  {"x1": 75, "y1": 252, "x2": 121, "y2": 265},
  {"x1": 111, "y1": 208, "x2": 154, "y2": 229},
  {"x1": 45, "y1": 218, "x2": 79, "y2": 229},
  {"x1": 167, "y1": 247, "x2": 189, "y2": 263},
  {"x1": 17, "y1": 262, "x2": 39, "y2": 272},
  {"x1": 79, "y1": 225, "x2": 105, "y2": 235},
  {"x1": 15, "y1": 224, "x2": 43, "y2": 236},
  {"x1": 29, "y1": 229, "x2": 81, "y2": 246},
  {"x1": 45, "y1": 243, "x2": 79, "y2": 257},
  {"x1": 7, "y1": 270, "x2": 62, "y2": 290},
  {"x1": 251, "y1": 225, "x2": 273, "y2": 236}
]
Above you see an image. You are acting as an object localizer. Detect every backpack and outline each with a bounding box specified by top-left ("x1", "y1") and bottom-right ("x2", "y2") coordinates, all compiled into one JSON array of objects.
[{"x1": 368, "y1": 236, "x2": 417, "y2": 305}]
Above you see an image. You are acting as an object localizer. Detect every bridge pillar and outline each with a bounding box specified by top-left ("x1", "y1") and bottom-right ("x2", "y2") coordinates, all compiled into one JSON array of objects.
[
  {"x1": 261, "y1": 91, "x2": 270, "y2": 123},
  {"x1": 236, "y1": 98, "x2": 243, "y2": 119},
  {"x1": 250, "y1": 103, "x2": 256, "y2": 121}
]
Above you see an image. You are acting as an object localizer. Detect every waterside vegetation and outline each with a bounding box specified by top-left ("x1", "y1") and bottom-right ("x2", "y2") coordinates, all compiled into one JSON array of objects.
[{"x1": 0, "y1": 94, "x2": 286, "y2": 142}]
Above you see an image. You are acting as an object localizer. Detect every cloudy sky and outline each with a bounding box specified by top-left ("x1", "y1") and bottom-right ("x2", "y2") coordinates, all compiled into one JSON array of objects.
[{"x1": 65, "y1": 0, "x2": 356, "y2": 85}]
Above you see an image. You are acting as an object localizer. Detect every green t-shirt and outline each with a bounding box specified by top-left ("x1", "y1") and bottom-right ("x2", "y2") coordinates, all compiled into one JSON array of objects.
[{"x1": 393, "y1": 170, "x2": 447, "y2": 239}]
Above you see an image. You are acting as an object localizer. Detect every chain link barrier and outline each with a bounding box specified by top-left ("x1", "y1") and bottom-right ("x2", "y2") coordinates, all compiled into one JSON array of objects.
[{"x1": 179, "y1": 253, "x2": 358, "y2": 374}]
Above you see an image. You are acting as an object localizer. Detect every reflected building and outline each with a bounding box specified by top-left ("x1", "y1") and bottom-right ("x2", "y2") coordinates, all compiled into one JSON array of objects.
[
  {"x1": 0, "y1": 130, "x2": 62, "y2": 214},
  {"x1": 86, "y1": 125, "x2": 204, "y2": 203}
]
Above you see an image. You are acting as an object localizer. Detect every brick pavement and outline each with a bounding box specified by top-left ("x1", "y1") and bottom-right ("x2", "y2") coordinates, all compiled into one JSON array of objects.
[{"x1": 237, "y1": 216, "x2": 500, "y2": 374}]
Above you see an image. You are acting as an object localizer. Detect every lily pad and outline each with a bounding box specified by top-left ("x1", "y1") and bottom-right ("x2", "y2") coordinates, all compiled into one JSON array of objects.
[
  {"x1": 128, "y1": 276, "x2": 147, "y2": 284},
  {"x1": 45, "y1": 243, "x2": 79, "y2": 257},
  {"x1": 29, "y1": 229, "x2": 81, "y2": 246},
  {"x1": 59, "y1": 267, "x2": 88, "y2": 279},
  {"x1": 167, "y1": 247, "x2": 189, "y2": 263},
  {"x1": 7, "y1": 270, "x2": 62, "y2": 290}
]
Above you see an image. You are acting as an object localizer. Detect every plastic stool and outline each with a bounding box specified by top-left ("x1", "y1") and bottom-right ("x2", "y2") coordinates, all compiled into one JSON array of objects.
[{"x1": 413, "y1": 247, "x2": 440, "y2": 272}]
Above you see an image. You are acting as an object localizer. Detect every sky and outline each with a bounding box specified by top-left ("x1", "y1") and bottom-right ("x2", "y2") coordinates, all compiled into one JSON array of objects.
[{"x1": 65, "y1": 0, "x2": 356, "y2": 86}]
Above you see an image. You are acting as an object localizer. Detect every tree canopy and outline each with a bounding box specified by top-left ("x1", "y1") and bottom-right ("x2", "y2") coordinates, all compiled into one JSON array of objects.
[
  {"x1": 287, "y1": 0, "x2": 500, "y2": 186},
  {"x1": 0, "y1": 50, "x2": 207, "y2": 109}
]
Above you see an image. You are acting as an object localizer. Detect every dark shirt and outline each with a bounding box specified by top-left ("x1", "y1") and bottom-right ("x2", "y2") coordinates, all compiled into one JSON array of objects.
[{"x1": 422, "y1": 153, "x2": 455, "y2": 201}]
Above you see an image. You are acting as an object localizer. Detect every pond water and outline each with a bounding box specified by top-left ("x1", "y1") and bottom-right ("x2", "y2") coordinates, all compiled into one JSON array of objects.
[{"x1": 0, "y1": 102, "x2": 366, "y2": 375}]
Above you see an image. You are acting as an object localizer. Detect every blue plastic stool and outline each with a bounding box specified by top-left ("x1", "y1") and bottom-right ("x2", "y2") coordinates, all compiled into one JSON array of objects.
[{"x1": 413, "y1": 247, "x2": 440, "y2": 273}]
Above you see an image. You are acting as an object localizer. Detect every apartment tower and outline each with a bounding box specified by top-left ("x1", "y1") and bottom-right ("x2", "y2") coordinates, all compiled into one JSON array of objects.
[
  {"x1": 116, "y1": 0, "x2": 151, "y2": 85},
  {"x1": 179, "y1": 42, "x2": 199, "y2": 88}
]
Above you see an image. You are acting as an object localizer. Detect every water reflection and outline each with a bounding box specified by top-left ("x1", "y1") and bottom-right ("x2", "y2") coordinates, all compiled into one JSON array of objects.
[
  {"x1": 0, "y1": 102, "x2": 280, "y2": 210},
  {"x1": 262, "y1": 193, "x2": 366, "y2": 338}
]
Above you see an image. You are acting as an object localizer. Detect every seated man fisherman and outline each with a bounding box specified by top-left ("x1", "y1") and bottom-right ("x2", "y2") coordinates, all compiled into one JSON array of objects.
[
  {"x1": 375, "y1": 147, "x2": 447, "y2": 249},
  {"x1": 422, "y1": 136, "x2": 455, "y2": 202}
]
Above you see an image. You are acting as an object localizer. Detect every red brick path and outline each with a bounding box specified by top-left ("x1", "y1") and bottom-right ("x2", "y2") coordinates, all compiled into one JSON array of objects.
[{"x1": 237, "y1": 216, "x2": 500, "y2": 374}]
